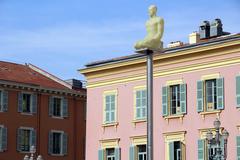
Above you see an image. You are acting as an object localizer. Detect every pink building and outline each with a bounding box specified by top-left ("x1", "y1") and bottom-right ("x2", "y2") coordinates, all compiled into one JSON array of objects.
[{"x1": 80, "y1": 32, "x2": 240, "y2": 160}]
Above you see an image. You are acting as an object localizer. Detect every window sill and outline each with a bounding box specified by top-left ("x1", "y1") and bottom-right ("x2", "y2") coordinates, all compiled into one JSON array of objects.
[
  {"x1": 199, "y1": 110, "x2": 221, "y2": 119},
  {"x1": 102, "y1": 122, "x2": 118, "y2": 131},
  {"x1": 164, "y1": 114, "x2": 184, "y2": 123},
  {"x1": 50, "y1": 153, "x2": 65, "y2": 157},
  {"x1": 51, "y1": 116, "x2": 64, "y2": 119},
  {"x1": 19, "y1": 151, "x2": 31, "y2": 154},
  {"x1": 132, "y1": 119, "x2": 146, "y2": 127},
  {"x1": 20, "y1": 112, "x2": 33, "y2": 116}
]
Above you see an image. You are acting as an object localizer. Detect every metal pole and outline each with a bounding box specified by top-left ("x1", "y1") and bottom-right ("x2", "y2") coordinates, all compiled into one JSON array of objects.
[{"x1": 146, "y1": 50, "x2": 153, "y2": 160}]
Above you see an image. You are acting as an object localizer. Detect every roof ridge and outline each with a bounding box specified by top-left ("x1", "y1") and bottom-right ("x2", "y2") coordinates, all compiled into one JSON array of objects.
[{"x1": 27, "y1": 63, "x2": 72, "y2": 89}]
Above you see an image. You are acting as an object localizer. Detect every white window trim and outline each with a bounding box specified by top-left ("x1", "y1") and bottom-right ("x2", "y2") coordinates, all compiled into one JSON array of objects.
[
  {"x1": 51, "y1": 96, "x2": 64, "y2": 118},
  {"x1": 21, "y1": 92, "x2": 34, "y2": 114},
  {"x1": 133, "y1": 86, "x2": 147, "y2": 122},
  {"x1": 102, "y1": 90, "x2": 118, "y2": 125},
  {"x1": 18, "y1": 127, "x2": 35, "y2": 153},
  {"x1": 50, "y1": 130, "x2": 65, "y2": 156}
]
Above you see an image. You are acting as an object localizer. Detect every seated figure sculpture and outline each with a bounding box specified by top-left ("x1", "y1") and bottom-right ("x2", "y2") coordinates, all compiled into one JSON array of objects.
[{"x1": 134, "y1": 5, "x2": 164, "y2": 50}]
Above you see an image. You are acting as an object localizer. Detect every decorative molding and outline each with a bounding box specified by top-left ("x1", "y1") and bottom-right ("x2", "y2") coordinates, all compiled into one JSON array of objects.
[
  {"x1": 86, "y1": 56, "x2": 240, "y2": 88},
  {"x1": 198, "y1": 127, "x2": 224, "y2": 139},
  {"x1": 166, "y1": 79, "x2": 184, "y2": 86},
  {"x1": 163, "y1": 131, "x2": 186, "y2": 143},
  {"x1": 201, "y1": 73, "x2": 220, "y2": 80},
  {"x1": 130, "y1": 135, "x2": 147, "y2": 145},
  {"x1": 100, "y1": 138, "x2": 120, "y2": 149}
]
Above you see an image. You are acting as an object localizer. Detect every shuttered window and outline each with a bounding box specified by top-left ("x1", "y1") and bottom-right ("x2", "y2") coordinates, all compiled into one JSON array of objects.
[
  {"x1": 237, "y1": 136, "x2": 240, "y2": 160},
  {"x1": 197, "y1": 78, "x2": 224, "y2": 112},
  {"x1": 162, "y1": 84, "x2": 187, "y2": 117},
  {"x1": 48, "y1": 131, "x2": 68, "y2": 155},
  {"x1": 105, "y1": 94, "x2": 116, "y2": 123},
  {"x1": 0, "y1": 126, "x2": 7, "y2": 152},
  {"x1": 236, "y1": 76, "x2": 240, "y2": 107},
  {"x1": 135, "y1": 89, "x2": 146, "y2": 120},
  {"x1": 0, "y1": 91, "x2": 8, "y2": 112},
  {"x1": 49, "y1": 96, "x2": 68, "y2": 118},
  {"x1": 17, "y1": 128, "x2": 36, "y2": 152},
  {"x1": 18, "y1": 93, "x2": 37, "y2": 114}
]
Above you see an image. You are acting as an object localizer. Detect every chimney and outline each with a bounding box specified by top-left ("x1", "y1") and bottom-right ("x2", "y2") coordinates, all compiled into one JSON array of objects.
[
  {"x1": 189, "y1": 32, "x2": 200, "y2": 44},
  {"x1": 167, "y1": 41, "x2": 184, "y2": 48},
  {"x1": 65, "y1": 79, "x2": 83, "y2": 90},
  {"x1": 199, "y1": 21, "x2": 210, "y2": 39}
]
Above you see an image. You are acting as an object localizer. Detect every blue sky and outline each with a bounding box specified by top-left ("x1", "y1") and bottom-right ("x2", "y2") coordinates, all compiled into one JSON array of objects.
[{"x1": 0, "y1": 0, "x2": 239, "y2": 80}]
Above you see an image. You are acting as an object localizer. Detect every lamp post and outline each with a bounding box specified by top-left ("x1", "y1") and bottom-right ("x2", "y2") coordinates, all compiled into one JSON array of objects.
[
  {"x1": 206, "y1": 118, "x2": 229, "y2": 160},
  {"x1": 136, "y1": 48, "x2": 154, "y2": 160},
  {"x1": 23, "y1": 146, "x2": 43, "y2": 160}
]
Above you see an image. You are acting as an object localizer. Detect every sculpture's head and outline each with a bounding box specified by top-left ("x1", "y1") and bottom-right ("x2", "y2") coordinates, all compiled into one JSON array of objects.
[{"x1": 148, "y1": 5, "x2": 157, "y2": 17}]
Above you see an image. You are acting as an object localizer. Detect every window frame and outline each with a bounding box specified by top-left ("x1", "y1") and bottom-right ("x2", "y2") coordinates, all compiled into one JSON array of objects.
[
  {"x1": 18, "y1": 127, "x2": 35, "y2": 153},
  {"x1": 52, "y1": 96, "x2": 63, "y2": 117},
  {"x1": 22, "y1": 93, "x2": 32, "y2": 113},
  {"x1": 204, "y1": 79, "x2": 217, "y2": 112},
  {"x1": 103, "y1": 90, "x2": 118, "y2": 125},
  {"x1": 49, "y1": 130, "x2": 65, "y2": 156},
  {"x1": 133, "y1": 86, "x2": 147, "y2": 121}
]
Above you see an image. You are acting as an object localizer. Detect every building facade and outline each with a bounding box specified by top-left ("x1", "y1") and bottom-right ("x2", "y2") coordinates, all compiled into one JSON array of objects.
[
  {"x1": 81, "y1": 33, "x2": 240, "y2": 160},
  {"x1": 0, "y1": 62, "x2": 86, "y2": 160}
]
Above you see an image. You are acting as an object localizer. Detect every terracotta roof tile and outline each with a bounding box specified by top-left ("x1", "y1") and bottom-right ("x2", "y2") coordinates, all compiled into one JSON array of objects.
[{"x1": 0, "y1": 61, "x2": 68, "y2": 90}]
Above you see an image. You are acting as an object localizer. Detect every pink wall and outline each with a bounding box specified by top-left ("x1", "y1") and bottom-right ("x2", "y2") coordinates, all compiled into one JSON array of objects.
[{"x1": 85, "y1": 51, "x2": 240, "y2": 160}]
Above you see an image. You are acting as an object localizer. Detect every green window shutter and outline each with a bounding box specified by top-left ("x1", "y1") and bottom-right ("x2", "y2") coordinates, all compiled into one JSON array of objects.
[
  {"x1": 62, "y1": 133, "x2": 68, "y2": 155},
  {"x1": 142, "y1": 90, "x2": 147, "y2": 118},
  {"x1": 180, "y1": 84, "x2": 187, "y2": 114},
  {"x1": 169, "y1": 142, "x2": 174, "y2": 160},
  {"x1": 48, "y1": 97, "x2": 54, "y2": 116},
  {"x1": 18, "y1": 93, "x2": 23, "y2": 112},
  {"x1": 236, "y1": 76, "x2": 240, "y2": 107},
  {"x1": 162, "y1": 86, "x2": 169, "y2": 116},
  {"x1": 136, "y1": 90, "x2": 142, "y2": 119},
  {"x1": 62, "y1": 98, "x2": 68, "y2": 118},
  {"x1": 110, "y1": 95, "x2": 116, "y2": 122},
  {"x1": 197, "y1": 80, "x2": 204, "y2": 112},
  {"x1": 198, "y1": 139, "x2": 205, "y2": 160},
  {"x1": 105, "y1": 96, "x2": 110, "y2": 123},
  {"x1": 1, "y1": 127, "x2": 7, "y2": 151},
  {"x1": 48, "y1": 132, "x2": 53, "y2": 154},
  {"x1": 217, "y1": 77, "x2": 224, "y2": 110},
  {"x1": 30, "y1": 129, "x2": 36, "y2": 147},
  {"x1": 2, "y1": 91, "x2": 8, "y2": 112},
  {"x1": 31, "y1": 94, "x2": 37, "y2": 114},
  {"x1": 17, "y1": 128, "x2": 22, "y2": 151},
  {"x1": 129, "y1": 145, "x2": 135, "y2": 160},
  {"x1": 237, "y1": 136, "x2": 240, "y2": 160},
  {"x1": 98, "y1": 149, "x2": 104, "y2": 160},
  {"x1": 115, "y1": 147, "x2": 121, "y2": 160}
]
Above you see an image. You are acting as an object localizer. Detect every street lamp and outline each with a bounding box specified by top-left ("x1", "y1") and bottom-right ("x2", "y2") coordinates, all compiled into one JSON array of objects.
[
  {"x1": 206, "y1": 118, "x2": 229, "y2": 160},
  {"x1": 23, "y1": 146, "x2": 43, "y2": 160}
]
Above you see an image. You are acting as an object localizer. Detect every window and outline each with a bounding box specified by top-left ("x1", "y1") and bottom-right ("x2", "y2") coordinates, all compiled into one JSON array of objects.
[
  {"x1": 137, "y1": 145, "x2": 146, "y2": 160},
  {"x1": 98, "y1": 139, "x2": 120, "y2": 160},
  {"x1": 23, "y1": 94, "x2": 31, "y2": 112},
  {"x1": 135, "y1": 89, "x2": 146, "y2": 120},
  {"x1": 17, "y1": 128, "x2": 36, "y2": 152},
  {"x1": 163, "y1": 131, "x2": 186, "y2": 160},
  {"x1": 198, "y1": 129, "x2": 225, "y2": 160},
  {"x1": 106, "y1": 148, "x2": 115, "y2": 160},
  {"x1": 49, "y1": 97, "x2": 68, "y2": 118},
  {"x1": 0, "y1": 126, "x2": 7, "y2": 152},
  {"x1": 0, "y1": 90, "x2": 8, "y2": 112},
  {"x1": 170, "y1": 85, "x2": 180, "y2": 115},
  {"x1": 169, "y1": 141, "x2": 185, "y2": 160},
  {"x1": 129, "y1": 136, "x2": 146, "y2": 160},
  {"x1": 162, "y1": 84, "x2": 186, "y2": 117},
  {"x1": 236, "y1": 136, "x2": 240, "y2": 160},
  {"x1": 197, "y1": 78, "x2": 224, "y2": 113},
  {"x1": 205, "y1": 80, "x2": 217, "y2": 111},
  {"x1": 103, "y1": 90, "x2": 117, "y2": 124},
  {"x1": 236, "y1": 75, "x2": 240, "y2": 107},
  {"x1": 48, "y1": 131, "x2": 68, "y2": 155},
  {"x1": 18, "y1": 93, "x2": 37, "y2": 114}
]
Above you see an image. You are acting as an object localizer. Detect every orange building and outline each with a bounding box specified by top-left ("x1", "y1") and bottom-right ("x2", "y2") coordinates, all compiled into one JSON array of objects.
[{"x1": 0, "y1": 61, "x2": 86, "y2": 160}]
